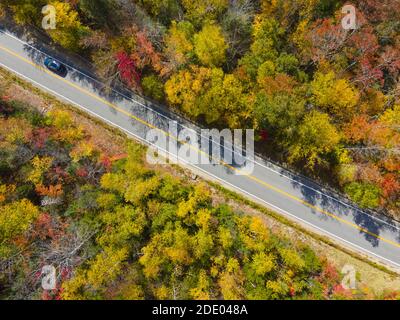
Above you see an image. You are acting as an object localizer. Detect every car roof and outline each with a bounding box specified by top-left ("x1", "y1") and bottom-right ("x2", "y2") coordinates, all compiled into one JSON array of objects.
[
  {"x1": 45, "y1": 57, "x2": 61, "y2": 66},
  {"x1": 51, "y1": 60, "x2": 61, "y2": 67}
]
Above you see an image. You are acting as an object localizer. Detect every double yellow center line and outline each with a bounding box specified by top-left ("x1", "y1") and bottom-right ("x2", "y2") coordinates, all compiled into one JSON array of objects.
[{"x1": 1, "y1": 44, "x2": 399, "y2": 251}]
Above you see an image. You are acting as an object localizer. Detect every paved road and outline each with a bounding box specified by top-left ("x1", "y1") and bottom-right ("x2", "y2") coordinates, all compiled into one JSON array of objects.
[{"x1": 0, "y1": 29, "x2": 399, "y2": 269}]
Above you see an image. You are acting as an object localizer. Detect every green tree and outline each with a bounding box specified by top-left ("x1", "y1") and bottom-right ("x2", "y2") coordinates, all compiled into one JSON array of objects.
[
  {"x1": 239, "y1": 17, "x2": 284, "y2": 79},
  {"x1": 194, "y1": 24, "x2": 228, "y2": 67},
  {"x1": 142, "y1": 75, "x2": 165, "y2": 101},
  {"x1": 8, "y1": 0, "x2": 46, "y2": 25},
  {"x1": 140, "y1": 0, "x2": 181, "y2": 23},
  {"x1": 254, "y1": 91, "x2": 305, "y2": 138},
  {"x1": 344, "y1": 182, "x2": 382, "y2": 209},
  {"x1": 79, "y1": 0, "x2": 118, "y2": 30}
]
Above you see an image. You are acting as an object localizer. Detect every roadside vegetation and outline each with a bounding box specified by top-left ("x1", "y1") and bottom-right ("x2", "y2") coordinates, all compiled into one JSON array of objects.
[
  {"x1": 0, "y1": 68, "x2": 399, "y2": 300},
  {"x1": 2, "y1": 0, "x2": 399, "y2": 217}
]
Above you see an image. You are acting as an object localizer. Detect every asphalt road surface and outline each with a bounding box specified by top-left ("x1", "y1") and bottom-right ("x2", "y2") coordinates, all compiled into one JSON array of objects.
[{"x1": 0, "y1": 28, "x2": 399, "y2": 269}]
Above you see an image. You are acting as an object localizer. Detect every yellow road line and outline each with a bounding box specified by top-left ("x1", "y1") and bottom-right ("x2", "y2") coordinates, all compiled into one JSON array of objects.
[
  {"x1": 0, "y1": 45, "x2": 158, "y2": 130},
  {"x1": 1, "y1": 44, "x2": 399, "y2": 250}
]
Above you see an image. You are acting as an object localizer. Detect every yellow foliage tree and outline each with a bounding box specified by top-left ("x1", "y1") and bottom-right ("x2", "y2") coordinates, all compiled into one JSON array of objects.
[
  {"x1": 0, "y1": 184, "x2": 16, "y2": 203},
  {"x1": 0, "y1": 199, "x2": 39, "y2": 258},
  {"x1": 164, "y1": 21, "x2": 194, "y2": 70},
  {"x1": 98, "y1": 206, "x2": 147, "y2": 248},
  {"x1": 194, "y1": 24, "x2": 228, "y2": 67},
  {"x1": 218, "y1": 226, "x2": 233, "y2": 249},
  {"x1": 47, "y1": 1, "x2": 89, "y2": 51},
  {"x1": 190, "y1": 270, "x2": 211, "y2": 300},
  {"x1": 124, "y1": 176, "x2": 160, "y2": 205},
  {"x1": 100, "y1": 173, "x2": 127, "y2": 194},
  {"x1": 27, "y1": 156, "x2": 53, "y2": 185},
  {"x1": 85, "y1": 247, "x2": 129, "y2": 290},
  {"x1": 288, "y1": 110, "x2": 341, "y2": 170},
  {"x1": 218, "y1": 258, "x2": 245, "y2": 299},
  {"x1": 165, "y1": 66, "x2": 249, "y2": 127},
  {"x1": 279, "y1": 248, "x2": 306, "y2": 271},
  {"x1": 181, "y1": 0, "x2": 228, "y2": 24},
  {"x1": 70, "y1": 141, "x2": 98, "y2": 162},
  {"x1": 250, "y1": 252, "x2": 275, "y2": 276},
  {"x1": 62, "y1": 247, "x2": 129, "y2": 299},
  {"x1": 0, "y1": 117, "x2": 31, "y2": 146},
  {"x1": 311, "y1": 71, "x2": 360, "y2": 120},
  {"x1": 47, "y1": 110, "x2": 84, "y2": 143},
  {"x1": 139, "y1": 235, "x2": 166, "y2": 279}
]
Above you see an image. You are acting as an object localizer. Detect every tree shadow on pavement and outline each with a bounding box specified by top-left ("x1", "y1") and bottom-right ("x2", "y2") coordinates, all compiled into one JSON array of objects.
[{"x1": 290, "y1": 177, "x2": 400, "y2": 248}]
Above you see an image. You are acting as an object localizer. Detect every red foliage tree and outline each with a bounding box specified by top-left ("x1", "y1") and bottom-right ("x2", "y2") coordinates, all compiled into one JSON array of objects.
[
  {"x1": 100, "y1": 155, "x2": 112, "y2": 171},
  {"x1": 36, "y1": 184, "x2": 63, "y2": 198},
  {"x1": 381, "y1": 174, "x2": 400, "y2": 199},
  {"x1": 76, "y1": 167, "x2": 89, "y2": 178},
  {"x1": 32, "y1": 212, "x2": 56, "y2": 240},
  {"x1": 27, "y1": 128, "x2": 52, "y2": 149},
  {"x1": 131, "y1": 30, "x2": 163, "y2": 74},
  {"x1": 115, "y1": 51, "x2": 141, "y2": 87},
  {"x1": 306, "y1": 18, "x2": 348, "y2": 64}
]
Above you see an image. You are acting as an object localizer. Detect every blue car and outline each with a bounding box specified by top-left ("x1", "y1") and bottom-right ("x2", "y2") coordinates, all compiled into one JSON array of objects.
[{"x1": 44, "y1": 57, "x2": 67, "y2": 76}]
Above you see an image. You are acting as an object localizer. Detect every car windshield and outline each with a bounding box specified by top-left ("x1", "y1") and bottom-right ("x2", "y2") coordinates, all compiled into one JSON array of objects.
[{"x1": 50, "y1": 61, "x2": 60, "y2": 68}]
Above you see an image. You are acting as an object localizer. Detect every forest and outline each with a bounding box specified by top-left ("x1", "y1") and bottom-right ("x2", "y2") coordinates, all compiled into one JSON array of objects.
[
  {"x1": 1, "y1": 81, "x2": 398, "y2": 300},
  {"x1": 2, "y1": 0, "x2": 399, "y2": 217},
  {"x1": 0, "y1": 0, "x2": 400, "y2": 300}
]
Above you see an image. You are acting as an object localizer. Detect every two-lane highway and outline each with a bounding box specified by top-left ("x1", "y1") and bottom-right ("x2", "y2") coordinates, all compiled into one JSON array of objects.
[{"x1": 0, "y1": 29, "x2": 399, "y2": 268}]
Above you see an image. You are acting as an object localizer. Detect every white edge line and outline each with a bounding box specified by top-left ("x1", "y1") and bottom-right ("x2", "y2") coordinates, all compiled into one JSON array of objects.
[
  {"x1": 1, "y1": 61, "x2": 399, "y2": 270},
  {"x1": 1, "y1": 29, "x2": 395, "y2": 231}
]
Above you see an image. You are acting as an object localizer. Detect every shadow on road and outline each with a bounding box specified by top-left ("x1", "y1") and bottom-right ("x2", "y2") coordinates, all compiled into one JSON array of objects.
[{"x1": 289, "y1": 175, "x2": 400, "y2": 247}]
